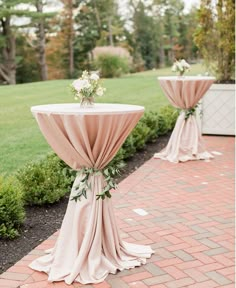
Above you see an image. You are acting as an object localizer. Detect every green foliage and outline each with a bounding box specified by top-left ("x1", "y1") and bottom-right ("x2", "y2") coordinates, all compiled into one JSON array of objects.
[
  {"x1": 71, "y1": 164, "x2": 123, "y2": 201},
  {"x1": 157, "y1": 105, "x2": 178, "y2": 136},
  {"x1": 140, "y1": 111, "x2": 159, "y2": 142},
  {"x1": 109, "y1": 148, "x2": 125, "y2": 168},
  {"x1": 0, "y1": 0, "x2": 55, "y2": 84},
  {"x1": 157, "y1": 114, "x2": 169, "y2": 136},
  {"x1": 94, "y1": 54, "x2": 130, "y2": 78},
  {"x1": 0, "y1": 176, "x2": 25, "y2": 239},
  {"x1": 132, "y1": 1, "x2": 160, "y2": 69},
  {"x1": 16, "y1": 36, "x2": 40, "y2": 83},
  {"x1": 71, "y1": 167, "x2": 94, "y2": 202},
  {"x1": 120, "y1": 120, "x2": 150, "y2": 160},
  {"x1": 121, "y1": 106, "x2": 177, "y2": 160},
  {"x1": 132, "y1": 122, "x2": 150, "y2": 150},
  {"x1": 128, "y1": 0, "x2": 197, "y2": 70},
  {"x1": 16, "y1": 154, "x2": 70, "y2": 206},
  {"x1": 61, "y1": 160, "x2": 77, "y2": 188},
  {"x1": 73, "y1": 0, "x2": 126, "y2": 72},
  {"x1": 122, "y1": 135, "x2": 137, "y2": 159},
  {"x1": 96, "y1": 165, "x2": 120, "y2": 200},
  {"x1": 194, "y1": 0, "x2": 235, "y2": 82},
  {"x1": 184, "y1": 105, "x2": 198, "y2": 119}
]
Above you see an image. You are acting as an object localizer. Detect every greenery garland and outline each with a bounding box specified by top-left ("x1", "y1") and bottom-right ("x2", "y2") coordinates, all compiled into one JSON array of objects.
[
  {"x1": 71, "y1": 164, "x2": 122, "y2": 202},
  {"x1": 183, "y1": 104, "x2": 199, "y2": 120}
]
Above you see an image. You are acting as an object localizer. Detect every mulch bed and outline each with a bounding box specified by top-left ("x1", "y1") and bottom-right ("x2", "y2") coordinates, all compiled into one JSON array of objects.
[{"x1": 0, "y1": 134, "x2": 170, "y2": 274}]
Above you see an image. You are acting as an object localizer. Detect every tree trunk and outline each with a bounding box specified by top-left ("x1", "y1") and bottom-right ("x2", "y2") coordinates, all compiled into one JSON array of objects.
[
  {"x1": 68, "y1": 0, "x2": 74, "y2": 78},
  {"x1": 159, "y1": 43, "x2": 165, "y2": 68},
  {"x1": 94, "y1": 1, "x2": 101, "y2": 36},
  {"x1": 1, "y1": 18, "x2": 16, "y2": 84},
  {"x1": 157, "y1": 19, "x2": 165, "y2": 67},
  {"x1": 108, "y1": 17, "x2": 114, "y2": 46},
  {"x1": 36, "y1": 0, "x2": 48, "y2": 81}
]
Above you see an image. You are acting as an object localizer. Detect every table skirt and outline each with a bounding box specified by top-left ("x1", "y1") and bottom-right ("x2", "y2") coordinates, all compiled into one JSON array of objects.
[{"x1": 29, "y1": 174, "x2": 154, "y2": 284}]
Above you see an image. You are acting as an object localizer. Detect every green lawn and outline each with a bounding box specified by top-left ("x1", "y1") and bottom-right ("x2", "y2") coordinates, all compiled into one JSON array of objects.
[{"x1": 0, "y1": 64, "x2": 204, "y2": 174}]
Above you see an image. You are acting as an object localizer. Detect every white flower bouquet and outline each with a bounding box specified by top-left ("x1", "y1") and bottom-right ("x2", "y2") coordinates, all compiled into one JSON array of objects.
[
  {"x1": 171, "y1": 59, "x2": 190, "y2": 76},
  {"x1": 71, "y1": 70, "x2": 106, "y2": 106}
]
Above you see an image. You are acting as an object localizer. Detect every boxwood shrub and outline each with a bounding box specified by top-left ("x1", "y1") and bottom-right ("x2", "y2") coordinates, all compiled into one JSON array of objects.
[
  {"x1": 157, "y1": 105, "x2": 178, "y2": 136},
  {"x1": 140, "y1": 111, "x2": 159, "y2": 142},
  {"x1": 16, "y1": 154, "x2": 71, "y2": 206},
  {"x1": 114, "y1": 105, "x2": 177, "y2": 161},
  {"x1": 0, "y1": 176, "x2": 25, "y2": 239},
  {"x1": 132, "y1": 121, "x2": 150, "y2": 150}
]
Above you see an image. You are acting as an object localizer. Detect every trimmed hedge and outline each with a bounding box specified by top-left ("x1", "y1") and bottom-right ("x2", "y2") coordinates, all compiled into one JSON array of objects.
[
  {"x1": 16, "y1": 154, "x2": 71, "y2": 206},
  {"x1": 157, "y1": 105, "x2": 178, "y2": 136},
  {"x1": 141, "y1": 111, "x2": 159, "y2": 142},
  {"x1": 120, "y1": 105, "x2": 177, "y2": 160},
  {"x1": 0, "y1": 176, "x2": 25, "y2": 239}
]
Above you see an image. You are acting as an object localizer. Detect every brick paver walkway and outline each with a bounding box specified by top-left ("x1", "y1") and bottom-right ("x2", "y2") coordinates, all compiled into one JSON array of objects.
[{"x1": 0, "y1": 136, "x2": 234, "y2": 288}]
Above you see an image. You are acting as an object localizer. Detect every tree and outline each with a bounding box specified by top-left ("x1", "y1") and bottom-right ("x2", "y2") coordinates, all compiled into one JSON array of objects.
[
  {"x1": 194, "y1": 0, "x2": 235, "y2": 82},
  {"x1": 130, "y1": 1, "x2": 160, "y2": 69},
  {"x1": 72, "y1": 0, "x2": 125, "y2": 72},
  {"x1": 35, "y1": 0, "x2": 48, "y2": 80},
  {"x1": 16, "y1": 35, "x2": 41, "y2": 83},
  {"x1": 0, "y1": 0, "x2": 55, "y2": 84},
  {"x1": 58, "y1": 0, "x2": 74, "y2": 78},
  {"x1": 45, "y1": 10, "x2": 68, "y2": 80},
  {"x1": 181, "y1": 7, "x2": 199, "y2": 61},
  {"x1": 0, "y1": 0, "x2": 31, "y2": 84},
  {"x1": 45, "y1": 0, "x2": 75, "y2": 79},
  {"x1": 130, "y1": 0, "x2": 190, "y2": 68},
  {"x1": 29, "y1": 0, "x2": 56, "y2": 81},
  {"x1": 73, "y1": 1, "x2": 100, "y2": 71},
  {"x1": 151, "y1": 0, "x2": 198, "y2": 65}
]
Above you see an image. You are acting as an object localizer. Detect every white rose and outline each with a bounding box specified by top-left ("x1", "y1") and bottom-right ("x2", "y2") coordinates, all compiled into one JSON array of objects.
[
  {"x1": 72, "y1": 79, "x2": 85, "y2": 92},
  {"x1": 171, "y1": 64, "x2": 177, "y2": 72},
  {"x1": 90, "y1": 73, "x2": 99, "y2": 81},
  {"x1": 177, "y1": 62, "x2": 184, "y2": 71},
  {"x1": 180, "y1": 59, "x2": 190, "y2": 68},
  {"x1": 96, "y1": 87, "x2": 105, "y2": 96},
  {"x1": 83, "y1": 79, "x2": 91, "y2": 89}
]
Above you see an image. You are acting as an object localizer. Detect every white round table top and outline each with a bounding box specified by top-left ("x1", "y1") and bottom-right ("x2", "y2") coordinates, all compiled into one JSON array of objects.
[
  {"x1": 158, "y1": 76, "x2": 215, "y2": 81},
  {"x1": 31, "y1": 103, "x2": 145, "y2": 115}
]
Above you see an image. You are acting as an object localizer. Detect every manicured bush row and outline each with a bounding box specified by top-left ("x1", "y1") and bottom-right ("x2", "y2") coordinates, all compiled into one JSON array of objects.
[
  {"x1": 0, "y1": 105, "x2": 177, "y2": 239},
  {"x1": 16, "y1": 154, "x2": 71, "y2": 206},
  {"x1": 0, "y1": 176, "x2": 25, "y2": 239},
  {"x1": 120, "y1": 105, "x2": 178, "y2": 160}
]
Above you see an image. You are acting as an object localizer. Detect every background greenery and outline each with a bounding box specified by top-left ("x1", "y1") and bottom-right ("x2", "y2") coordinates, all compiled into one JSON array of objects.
[
  {"x1": 0, "y1": 0, "x2": 219, "y2": 84},
  {"x1": 0, "y1": 64, "x2": 204, "y2": 175}
]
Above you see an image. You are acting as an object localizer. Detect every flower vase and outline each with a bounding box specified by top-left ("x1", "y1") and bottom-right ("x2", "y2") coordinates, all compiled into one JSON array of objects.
[{"x1": 80, "y1": 96, "x2": 95, "y2": 108}]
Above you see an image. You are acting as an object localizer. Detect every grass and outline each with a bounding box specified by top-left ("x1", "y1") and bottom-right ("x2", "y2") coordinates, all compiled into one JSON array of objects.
[{"x1": 0, "y1": 64, "x2": 204, "y2": 174}]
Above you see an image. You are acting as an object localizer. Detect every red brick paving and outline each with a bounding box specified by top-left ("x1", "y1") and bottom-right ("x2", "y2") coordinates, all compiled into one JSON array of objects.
[{"x1": 0, "y1": 136, "x2": 234, "y2": 288}]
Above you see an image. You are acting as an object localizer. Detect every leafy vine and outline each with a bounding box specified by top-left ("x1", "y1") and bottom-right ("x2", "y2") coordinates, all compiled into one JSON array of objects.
[
  {"x1": 183, "y1": 104, "x2": 199, "y2": 120},
  {"x1": 71, "y1": 163, "x2": 123, "y2": 202}
]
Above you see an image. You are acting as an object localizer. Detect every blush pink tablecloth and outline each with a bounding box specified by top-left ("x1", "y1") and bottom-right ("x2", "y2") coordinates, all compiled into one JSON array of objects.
[
  {"x1": 29, "y1": 103, "x2": 154, "y2": 285},
  {"x1": 154, "y1": 76, "x2": 215, "y2": 163}
]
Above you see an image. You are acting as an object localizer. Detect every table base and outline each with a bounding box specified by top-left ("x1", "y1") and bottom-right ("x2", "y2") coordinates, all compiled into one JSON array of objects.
[
  {"x1": 29, "y1": 175, "x2": 154, "y2": 284},
  {"x1": 154, "y1": 113, "x2": 213, "y2": 163}
]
